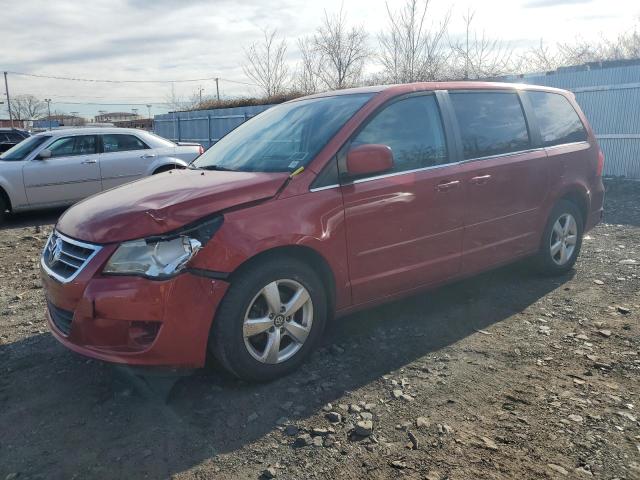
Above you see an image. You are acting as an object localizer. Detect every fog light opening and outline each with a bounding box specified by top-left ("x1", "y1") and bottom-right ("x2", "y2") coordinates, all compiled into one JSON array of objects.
[{"x1": 129, "y1": 321, "x2": 161, "y2": 346}]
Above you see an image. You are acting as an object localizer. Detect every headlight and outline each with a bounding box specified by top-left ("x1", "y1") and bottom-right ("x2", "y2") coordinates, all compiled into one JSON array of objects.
[{"x1": 103, "y1": 215, "x2": 222, "y2": 279}]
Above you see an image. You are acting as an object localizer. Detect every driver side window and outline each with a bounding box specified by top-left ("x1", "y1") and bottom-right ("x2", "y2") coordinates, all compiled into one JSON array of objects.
[
  {"x1": 48, "y1": 136, "x2": 97, "y2": 158},
  {"x1": 352, "y1": 95, "x2": 448, "y2": 174}
]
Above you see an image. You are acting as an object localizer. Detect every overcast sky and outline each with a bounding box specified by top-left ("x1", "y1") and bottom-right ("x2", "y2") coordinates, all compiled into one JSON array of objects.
[{"x1": 0, "y1": 0, "x2": 637, "y2": 118}]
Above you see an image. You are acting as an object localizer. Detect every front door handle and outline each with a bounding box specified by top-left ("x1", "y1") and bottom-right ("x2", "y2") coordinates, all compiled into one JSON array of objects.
[
  {"x1": 435, "y1": 180, "x2": 460, "y2": 192},
  {"x1": 81, "y1": 158, "x2": 97, "y2": 164},
  {"x1": 470, "y1": 174, "x2": 491, "y2": 185},
  {"x1": 140, "y1": 154, "x2": 156, "y2": 159}
]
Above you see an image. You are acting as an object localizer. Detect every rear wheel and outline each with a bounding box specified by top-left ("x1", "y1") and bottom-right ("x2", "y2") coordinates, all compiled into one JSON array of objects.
[
  {"x1": 533, "y1": 200, "x2": 584, "y2": 275},
  {"x1": 209, "y1": 257, "x2": 327, "y2": 382},
  {"x1": 153, "y1": 165, "x2": 178, "y2": 174},
  {"x1": 0, "y1": 196, "x2": 7, "y2": 225}
]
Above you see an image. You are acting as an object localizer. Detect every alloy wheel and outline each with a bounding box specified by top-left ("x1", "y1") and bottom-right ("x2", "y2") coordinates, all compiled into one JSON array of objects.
[
  {"x1": 242, "y1": 279, "x2": 313, "y2": 364},
  {"x1": 550, "y1": 213, "x2": 578, "y2": 266}
]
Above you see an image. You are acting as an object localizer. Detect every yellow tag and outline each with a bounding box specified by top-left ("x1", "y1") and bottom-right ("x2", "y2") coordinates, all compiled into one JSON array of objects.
[{"x1": 290, "y1": 166, "x2": 305, "y2": 178}]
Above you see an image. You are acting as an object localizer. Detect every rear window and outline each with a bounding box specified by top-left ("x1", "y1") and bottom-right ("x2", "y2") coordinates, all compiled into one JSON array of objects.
[
  {"x1": 450, "y1": 91, "x2": 530, "y2": 160},
  {"x1": 528, "y1": 91, "x2": 587, "y2": 147}
]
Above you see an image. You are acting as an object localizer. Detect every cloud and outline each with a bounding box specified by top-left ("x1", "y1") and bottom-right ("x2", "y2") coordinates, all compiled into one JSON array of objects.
[{"x1": 524, "y1": 0, "x2": 593, "y2": 7}]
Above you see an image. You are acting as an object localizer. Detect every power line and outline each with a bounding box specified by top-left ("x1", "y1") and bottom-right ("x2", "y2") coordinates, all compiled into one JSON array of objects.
[{"x1": 6, "y1": 70, "x2": 258, "y2": 86}]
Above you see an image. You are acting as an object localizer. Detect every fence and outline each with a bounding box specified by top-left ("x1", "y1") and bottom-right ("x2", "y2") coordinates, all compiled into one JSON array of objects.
[
  {"x1": 154, "y1": 62, "x2": 640, "y2": 178},
  {"x1": 505, "y1": 62, "x2": 640, "y2": 178},
  {"x1": 153, "y1": 104, "x2": 273, "y2": 149}
]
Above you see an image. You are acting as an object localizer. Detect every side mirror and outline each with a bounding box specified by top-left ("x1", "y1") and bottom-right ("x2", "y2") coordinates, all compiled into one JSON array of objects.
[
  {"x1": 346, "y1": 144, "x2": 394, "y2": 177},
  {"x1": 37, "y1": 149, "x2": 52, "y2": 160}
]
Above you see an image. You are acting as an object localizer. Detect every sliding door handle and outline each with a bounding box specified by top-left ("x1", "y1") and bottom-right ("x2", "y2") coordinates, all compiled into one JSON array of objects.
[{"x1": 435, "y1": 180, "x2": 460, "y2": 192}]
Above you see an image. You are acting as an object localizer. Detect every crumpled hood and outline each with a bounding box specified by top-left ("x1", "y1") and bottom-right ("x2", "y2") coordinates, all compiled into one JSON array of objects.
[{"x1": 57, "y1": 168, "x2": 289, "y2": 243}]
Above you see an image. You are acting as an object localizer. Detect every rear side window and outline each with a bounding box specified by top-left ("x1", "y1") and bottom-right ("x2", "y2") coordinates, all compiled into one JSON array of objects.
[
  {"x1": 48, "y1": 135, "x2": 97, "y2": 157},
  {"x1": 450, "y1": 91, "x2": 530, "y2": 159},
  {"x1": 352, "y1": 95, "x2": 448, "y2": 173},
  {"x1": 102, "y1": 134, "x2": 149, "y2": 153},
  {"x1": 528, "y1": 91, "x2": 587, "y2": 147}
]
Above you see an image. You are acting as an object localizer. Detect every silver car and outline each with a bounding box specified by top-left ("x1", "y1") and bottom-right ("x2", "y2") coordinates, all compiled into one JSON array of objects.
[{"x1": 0, "y1": 127, "x2": 203, "y2": 222}]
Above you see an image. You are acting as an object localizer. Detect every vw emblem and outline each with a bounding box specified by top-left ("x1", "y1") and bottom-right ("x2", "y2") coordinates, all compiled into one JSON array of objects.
[{"x1": 48, "y1": 237, "x2": 63, "y2": 266}]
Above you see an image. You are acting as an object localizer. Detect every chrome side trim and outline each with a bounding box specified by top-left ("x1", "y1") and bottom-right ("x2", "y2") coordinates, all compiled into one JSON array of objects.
[
  {"x1": 313, "y1": 141, "x2": 590, "y2": 189},
  {"x1": 41, "y1": 231, "x2": 102, "y2": 284},
  {"x1": 310, "y1": 184, "x2": 340, "y2": 192},
  {"x1": 25, "y1": 178, "x2": 100, "y2": 188},
  {"x1": 545, "y1": 141, "x2": 590, "y2": 151}
]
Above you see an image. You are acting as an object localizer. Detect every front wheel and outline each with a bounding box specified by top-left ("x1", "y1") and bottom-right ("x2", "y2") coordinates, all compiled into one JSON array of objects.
[
  {"x1": 209, "y1": 257, "x2": 327, "y2": 382},
  {"x1": 533, "y1": 200, "x2": 584, "y2": 275}
]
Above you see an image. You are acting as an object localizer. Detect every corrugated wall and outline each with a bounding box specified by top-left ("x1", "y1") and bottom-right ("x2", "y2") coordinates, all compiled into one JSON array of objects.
[
  {"x1": 505, "y1": 64, "x2": 640, "y2": 178},
  {"x1": 154, "y1": 64, "x2": 639, "y2": 178},
  {"x1": 153, "y1": 104, "x2": 274, "y2": 149}
]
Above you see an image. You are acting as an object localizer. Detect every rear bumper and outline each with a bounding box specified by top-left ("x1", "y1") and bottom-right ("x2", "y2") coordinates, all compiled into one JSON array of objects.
[
  {"x1": 43, "y1": 269, "x2": 229, "y2": 369},
  {"x1": 585, "y1": 178, "x2": 606, "y2": 232}
]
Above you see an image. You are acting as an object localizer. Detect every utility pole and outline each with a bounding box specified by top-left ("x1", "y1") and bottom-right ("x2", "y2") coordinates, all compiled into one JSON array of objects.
[
  {"x1": 215, "y1": 78, "x2": 220, "y2": 101},
  {"x1": 197, "y1": 86, "x2": 204, "y2": 104},
  {"x1": 146, "y1": 104, "x2": 152, "y2": 119},
  {"x1": 3, "y1": 71, "x2": 13, "y2": 128},
  {"x1": 44, "y1": 99, "x2": 52, "y2": 130}
]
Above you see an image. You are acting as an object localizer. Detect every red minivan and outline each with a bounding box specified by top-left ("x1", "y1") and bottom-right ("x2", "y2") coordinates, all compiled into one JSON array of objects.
[{"x1": 41, "y1": 82, "x2": 605, "y2": 381}]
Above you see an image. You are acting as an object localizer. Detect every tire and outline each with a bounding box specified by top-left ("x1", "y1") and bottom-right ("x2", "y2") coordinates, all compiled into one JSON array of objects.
[
  {"x1": 209, "y1": 256, "x2": 327, "y2": 382},
  {"x1": 533, "y1": 199, "x2": 584, "y2": 275},
  {"x1": 0, "y1": 196, "x2": 6, "y2": 225}
]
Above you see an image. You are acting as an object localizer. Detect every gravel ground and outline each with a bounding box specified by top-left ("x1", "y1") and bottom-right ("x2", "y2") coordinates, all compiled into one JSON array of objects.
[{"x1": 0, "y1": 180, "x2": 638, "y2": 480}]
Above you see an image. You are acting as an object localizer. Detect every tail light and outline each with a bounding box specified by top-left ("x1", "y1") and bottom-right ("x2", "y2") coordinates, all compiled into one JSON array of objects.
[
  {"x1": 596, "y1": 148, "x2": 605, "y2": 177},
  {"x1": 198, "y1": 145, "x2": 204, "y2": 156}
]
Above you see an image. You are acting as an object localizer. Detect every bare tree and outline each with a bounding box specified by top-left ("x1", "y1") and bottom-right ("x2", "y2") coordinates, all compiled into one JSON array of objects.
[
  {"x1": 243, "y1": 29, "x2": 289, "y2": 98},
  {"x1": 522, "y1": 39, "x2": 561, "y2": 73},
  {"x1": 313, "y1": 7, "x2": 369, "y2": 89},
  {"x1": 9, "y1": 95, "x2": 46, "y2": 121},
  {"x1": 165, "y1": 83, "x2": 188, "y2": 112},
  {"x1": 378, "y1": 0, "x2": 451, "y2": 83},
  {"x1": 450, "y1": 10, "x2": 515, "y2": 79},
  {"x1": 295, "y1": 37, "x2": 321, "y2": 94}
]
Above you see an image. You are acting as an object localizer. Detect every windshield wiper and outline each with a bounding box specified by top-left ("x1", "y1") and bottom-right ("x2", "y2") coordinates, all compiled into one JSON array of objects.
[{"x1": 199, "y1": 165, "x2": 237, "y2": 172}]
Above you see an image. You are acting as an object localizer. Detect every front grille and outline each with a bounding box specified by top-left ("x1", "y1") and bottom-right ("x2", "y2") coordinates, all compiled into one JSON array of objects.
[
  {"x1": 47, "y1": 300, "x2": 74, "y2": 336},
  {"x1": 41, "y1": 231, "x2": 101, "y2": 283}
]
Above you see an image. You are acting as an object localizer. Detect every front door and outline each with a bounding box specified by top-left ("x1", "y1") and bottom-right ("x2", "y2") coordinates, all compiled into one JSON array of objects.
[
  {"x1": 447, "y1": 90, "x2": 550, "y2": 274},
  {"x1": 23, "y1": 134, "x2": 101, "y2": 207},
  {"x1": 340, "y1": 94, "x2": 465, "y2": 305}
]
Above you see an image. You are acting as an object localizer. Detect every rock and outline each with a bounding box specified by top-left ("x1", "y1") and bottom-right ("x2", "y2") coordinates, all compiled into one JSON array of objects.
[
  {"x1": 617, "y1": 306, "x2": 631, "y2": 314},
  {"x1": 575, "y1": 466, "x2": 592, "y2": 476},
  {"x1": 325, "y1": 411, "x2": 342, "y2": 423},
  {"x1": 311, "y1": 427, "x2": 331, "y2": 436},
  {"x1": 323, "y1": 434, "x2": 336, "y2": 447},
  {"x1": 547, "y1": 464, "x2": 569, "y2": 476},
  {"x1": 425, "y1": 472, "x2": 441, "y2": 480},
  {"x1": 416, "y1": 417, "x2": 429, "y2": 428},
  {"x1": 312, "y1": 435, "x2": 324, "y2": 447},
  {"x1": 539, "y1": 325, "x2": 551, "y2": 335},
  {"x1": 360, "y1": 411, "x2": 373, "y2": 421},
  {"x1": 349, "y1": 404, "x2": 362, "y2": 413},
  {"x1": 619, "y1": 259, "x2": 638, "y2": 265},
  {"x1": 593, "y1": 279, "x2": 604, "y2": 285},
  {"x1": 481, "y1": 436, "x2": 499, "y2": 451},
  {"x1": 616, "y1": 411, "x2": 637, "y2": 422},
  {"x1": 568, "y1": 414, "x2": 583, "y2": 423},
  {"x1": 322, "y1": 403, "x2": 333, "y2": 412},
  {"x1": 389, "y1": 460, "x2": 407, "y2": 469},
  {"x1": 284, "y1": 425, "x2": 299, "y2": 436},
  {"x1": 392, "y1": 389, "x2": 404, "y2": 399},
  {"x1": 576, "y1": 334, "x2": 589, "y2": 341},
  {"x1": 437, "y1": 424, "x2": 453, "y2": 434},
  {"x1": 597, "y1": 329, "x2": 612, "y2": 338},
  {"x1": 363, "y1": 403, "x2": 376, "y2": 411},
  {"x1": 247, "y1": 412, "x2": 259, "y2": 423},
  {"x1": 354, "y1": 420, "x2": 373, "y2": 437},
  {"x1": 261, "y1": 466, "x2": 277, "y2": 479},
  {"x1": 275, "y1": 416, "x2": 288, "y2": 426},
  {"x1": 294, "y1": 433, "x2": 313, "y2": 447},
  {"x1": 407, "y1": 430, "x2": 418, "y2": 450}
]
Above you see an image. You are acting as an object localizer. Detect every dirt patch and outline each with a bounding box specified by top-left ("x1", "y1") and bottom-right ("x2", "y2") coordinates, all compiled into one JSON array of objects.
[{"x1": 0, "y1": 180, "x2": 638, "y2": 480}]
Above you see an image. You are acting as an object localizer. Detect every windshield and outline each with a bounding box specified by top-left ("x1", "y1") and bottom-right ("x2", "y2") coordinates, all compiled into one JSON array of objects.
[
  {"x1": 0, "y1": 135, "x2": 51, "y2": 161},
  {"x1": 192, "y1": 93, "x2": 373, "y2": 172}
]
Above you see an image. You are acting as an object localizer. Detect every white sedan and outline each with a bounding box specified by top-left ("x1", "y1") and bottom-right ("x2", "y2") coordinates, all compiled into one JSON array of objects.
[{"x1": 0, "y1": 127, "x2": 204, "y2": 222}]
